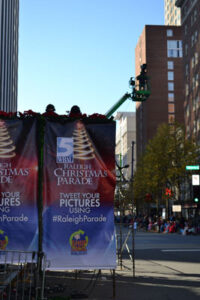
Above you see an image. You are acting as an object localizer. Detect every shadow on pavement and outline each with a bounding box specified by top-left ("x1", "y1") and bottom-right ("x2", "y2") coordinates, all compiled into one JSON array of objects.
[
  {"x1": 43, "y1": 269, "x2": 200, "y2": 300},
  {"x1": 43, "y1": 232, "x2": 200, "y2": 299}
]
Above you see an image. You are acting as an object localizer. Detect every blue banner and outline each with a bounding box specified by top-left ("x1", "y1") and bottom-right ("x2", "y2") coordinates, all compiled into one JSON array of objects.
[
  {"x1": 0, "y1": 119, "x2": 38, "y2": 251},
  {"x1": 43, "y1": 120, "x2": 116, "y2": 269}
]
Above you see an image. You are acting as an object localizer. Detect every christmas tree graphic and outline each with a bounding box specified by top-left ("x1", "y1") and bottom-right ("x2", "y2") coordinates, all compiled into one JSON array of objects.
[
  {"x1": 0, "y1": 121, "x2": 16, "y2": 158},
  {"x1": 73, "y1": 122, "x2": 94, "y2": 160}
]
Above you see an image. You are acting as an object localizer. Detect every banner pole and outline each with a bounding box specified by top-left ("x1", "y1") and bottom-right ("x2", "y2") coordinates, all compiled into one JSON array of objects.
[
  {"x1": 112, "y1": 269, "x2": 116, "y2": 299},
  {"x1": 37, "y1": 116, "x2": 45, "y2": 272},
  {"x1": 131, "y1": 141, "x2": 135, "y2": 277}
]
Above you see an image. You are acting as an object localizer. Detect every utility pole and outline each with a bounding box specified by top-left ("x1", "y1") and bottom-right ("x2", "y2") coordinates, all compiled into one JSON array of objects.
[
  {"x1": 119, "y1": 153, "x2": 123, "y2": 270},
  {"x1": 116, "y1": 154, "x2": 129, "y2": 270},
  {"x1": 131, "y1": 141, "x2": 135, "y2": 277},
  {"x1": 131, "y1": 141, "x2": 135, "y2": 180}
]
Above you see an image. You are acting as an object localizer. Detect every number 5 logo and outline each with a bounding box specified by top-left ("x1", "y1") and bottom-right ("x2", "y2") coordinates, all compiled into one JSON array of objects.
[{"x1": 57, "y1": 137, "x2": 74, "y2": 157}]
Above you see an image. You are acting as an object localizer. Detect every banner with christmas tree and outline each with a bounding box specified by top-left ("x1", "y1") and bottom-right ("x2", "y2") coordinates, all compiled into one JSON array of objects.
[
  {"x1": 43, "y1": 119, "x2": 116, "y2": 269},
  {"x1": 0, "y1": 118, "x2": 38, "y2": 251}
]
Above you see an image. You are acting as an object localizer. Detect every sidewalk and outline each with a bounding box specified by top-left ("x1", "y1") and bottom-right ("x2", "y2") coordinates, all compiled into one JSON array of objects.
[{"x1": 44, "y1": 256, "x2": 200, "y2": 300}]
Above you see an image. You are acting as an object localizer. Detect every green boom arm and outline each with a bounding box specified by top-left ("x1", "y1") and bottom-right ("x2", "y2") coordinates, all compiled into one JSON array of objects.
[
  {"x1": 106, "y1": 65, "x2": 151, "y2": 118},
  {"x1": 105, "y1": 93, "x2": 131, "y2": 118}
]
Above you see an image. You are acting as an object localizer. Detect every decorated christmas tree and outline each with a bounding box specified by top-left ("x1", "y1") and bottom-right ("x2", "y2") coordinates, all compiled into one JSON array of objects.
[
  {"x1": 0, "y1": 121, "x2": 16, "y2": 158},
  {"x1": 73, "y1": 121, "x2": 94, "y2": 160}
]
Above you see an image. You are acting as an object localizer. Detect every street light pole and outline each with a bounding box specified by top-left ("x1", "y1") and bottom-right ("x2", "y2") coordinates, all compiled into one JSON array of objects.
[
  {"x1": 116, "y1": 155, "x2": 129, "y2": 270},
  {"x1": 131, "y1": 141, "x2": 135, "y2": 181},
  {"x1": 131, "y1": 141, "x2": 135, "y2": 277},
  {"x1": 119, "y1": 153, "x2": 123, "y2": 270}
]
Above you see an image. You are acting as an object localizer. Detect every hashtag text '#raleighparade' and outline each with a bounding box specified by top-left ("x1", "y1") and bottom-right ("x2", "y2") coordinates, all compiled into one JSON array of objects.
[{"x1": 52, "y1": 214, "x2": 106, "y2": 225}]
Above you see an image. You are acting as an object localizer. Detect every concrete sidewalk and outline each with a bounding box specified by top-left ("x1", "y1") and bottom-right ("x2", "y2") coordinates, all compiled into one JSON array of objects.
[{"x1": 44, "y1": 257, "x2": 200, "y2": 300}]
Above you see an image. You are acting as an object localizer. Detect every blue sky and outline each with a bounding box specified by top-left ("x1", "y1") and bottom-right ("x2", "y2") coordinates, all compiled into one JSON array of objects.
[{"x1": 18, "y1": 0, "x2": 164, "y2": 116}]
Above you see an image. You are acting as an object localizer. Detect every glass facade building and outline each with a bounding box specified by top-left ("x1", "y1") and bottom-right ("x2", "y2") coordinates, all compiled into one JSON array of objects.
[{"x1": 0, "y1": 0, "x2": 19, "y2": 112}]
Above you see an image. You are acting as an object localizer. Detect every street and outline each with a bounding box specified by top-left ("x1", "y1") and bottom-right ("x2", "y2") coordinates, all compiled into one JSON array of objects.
[
  {"x1": 44, "y1": 229, "x2": 200, "y2": 299},
  {"x1": 117, "y1": 226, "x2": 200, "y2": 269},
  {"x1": 112, "y1": 228, "x2": 200, "y2": 300},
  {"x1": 135, "y1": 231, "x2": 200, "y2": 263}
]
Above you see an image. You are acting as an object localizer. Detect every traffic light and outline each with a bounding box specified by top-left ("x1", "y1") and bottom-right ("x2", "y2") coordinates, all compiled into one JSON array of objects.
[
  {"x1": 145, "y1": 193, "x2": 152, "y2": 203},
  {"x1": 192, "y1": 185, "x2": 200, "y2": 203},
  {"x1": 165, "y1": 188, "x2": 172, "y2": 197}
]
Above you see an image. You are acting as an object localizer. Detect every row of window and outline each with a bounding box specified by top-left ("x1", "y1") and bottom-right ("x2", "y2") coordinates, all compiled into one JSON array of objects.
[
  {"x1": 165, "y1": 15, "x2": 180, "y2": 26},
  {"x1": 185, "y1": 52, "x2": 198, "y2": 75},
  {"x1": 191, "y1": 30, "x2": 198, "y2": 47},
  {"x1": 182, "y1": 0, "x2": 197, "y2": 21},
  {"x1": 184, "y1": 32, "x2": 198, "y2": 58},
  {"x1": 184, "y1": 31, "x2": 198, "y2": 56},
  {"x1": 167, "y1": 29, "x2": 198, "y2": 59},
  {"x1": 186, "y1": 118, "x2": 200, "y2": 138},
  {"x1": 167, "y1": 57, "x2": 175, "y2": 124},
  {"x1": 165, "y1": 0, "x2": 180, "y2": 26},
  {"x1": 185, "y1": 74, "x2": 199, "y2": 96},
  {"x1": 191, "y1": 52, "x2": 198, "y2": 68},
  {"x1": 184, "y1": 8, "x2": 198, "y2": 32},
  {"x1": 185, "y1": 97, "x2": 199, "y2": 117},
  {"x1": 192, "y1": 74, "x2": 199, "y2": 90},
  {"x1": 193, "y1": 96, "x2": 199, "y2": 112},
  {"x1": 166, "y1": 30, "x2": 183, "y2": 57},
  {"x1": 167, "y1": 40, "x2": 183, "y2": 58},
  {"x1": 185, "y1": 96, "x2": 200, "y2": 138}
]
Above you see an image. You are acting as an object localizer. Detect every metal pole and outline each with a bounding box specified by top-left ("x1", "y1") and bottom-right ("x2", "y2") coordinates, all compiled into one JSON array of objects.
[
  {"x1": 119, "y1": 153, "x2": 123, "y2": 270},
  {"x1": 131, "y1": 141, "x2": 135, "y2": 277},
  {"x1": 131, "y1": 141, "x2": 134, "y2": 180},
  {"x1": 112, "y1": 269, "x2": 116, "y2": 299}
]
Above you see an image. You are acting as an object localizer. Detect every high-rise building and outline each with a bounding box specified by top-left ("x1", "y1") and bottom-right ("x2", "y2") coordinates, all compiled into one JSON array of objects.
[
  {"x1": 164, "y1": 0, "x2": 181, "y2": 25},
  {"x1": 115, "y1": 112, "x2": 136, "y2": 180},
  {"x1": 135, "y1": 25, "x2": 184, "y2": 161},
  {"x1": 176, "y1": 0, "x2": 200, "y2": 145},
  {"x1": 0, "y1": 0, "x2": 19, "y2": 112}
]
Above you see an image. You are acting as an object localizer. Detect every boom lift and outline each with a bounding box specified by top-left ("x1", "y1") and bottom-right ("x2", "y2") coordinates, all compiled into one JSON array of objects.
[{"x1": 105, "y1": 64, "x2": 150, "y2": 118}]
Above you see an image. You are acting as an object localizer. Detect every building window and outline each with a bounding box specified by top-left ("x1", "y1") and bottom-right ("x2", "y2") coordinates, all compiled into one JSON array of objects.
[
  {"x1": 168, "y1": 114, "x2": 175, "y2": 124},
  {"x1": 167, "y1": 29, "x2": 173, "y2": 37},
  {"x1": 194, "y1": 121, "x2": 197, "y2": 134},
  {"x1": 168, "y1": 93, "x2": 174, "y2": 102},
  {"x1": 193, "y1": 101, "x2": 196, "y2": 112},
  {"x1": 195, "y1": 30, "x2": 198, "y2": 43},
  {"x1": 195, "y1": 52, "x2": 198, "y2": 65},
  {"x1": 195, "y1": 74, "x2": 199, "y2": 88},
  {"x1": 167, "y1": 40, "x2": 182, "y2": 58},
  {"x1": 197, "y1": 96, "x2": 200, "y2": 110},
  {"x1": 186, "y1": 125, "x2": 190, "y2": 138},
  {"x1": 193, "y1": 96, "x2": 199, "y2": 112},
  {"x1": 186, "y1": 104, "x2": 189, "y2": 117},
  {"x1": 191, "y1": 9, "x2": 198, "y2": 26},
  {"x1": 168, "y1": 71, "x2": 174, "y2": 81},
  {"x1": 168, "y1": 103, "x2": 175, "y2": 113},
  {"x1": 191, "y1": 56, "x2": 195, "y2": 69},
  {"x1": 191, "y1": 34, "x2": 194, "y2": 47},
  {"x1": 185, "y1": 83, "x2": 189, "y2": 96},
  {"x1": 168, "y1": 82, "x2": 174, "y2": 91},
  {"x1": 197, "y1": 117, "x2": 200, "y2": 131},
  {"x1": 185, "y1": 64, "x2": 189, "y2": 77},
  {"x1": 184, "y1": 24, "x2": 188, "y2": 35},
  {"x1": 191, "y1": 14, "x2": 194, "y2": 26},
  {"x1": 192, "y1": 77, "x2": 195, "y2": 90},
  {"x1": 168, "y1": 61, "x2": 174, "y2": 69},
  {"x1": 194, "y1": 9, "x2": 197, "y2": 22},
  {"x1": 184, "y1": 44, "x2": 188, "y2": 56}
]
